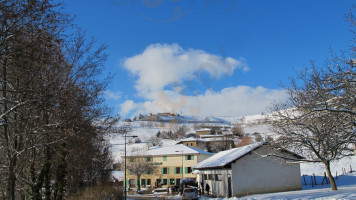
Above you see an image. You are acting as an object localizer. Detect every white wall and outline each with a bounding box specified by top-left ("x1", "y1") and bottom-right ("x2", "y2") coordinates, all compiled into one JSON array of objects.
[{"x1": 231, "y1": 145, "x2": 302, "y2": 197}]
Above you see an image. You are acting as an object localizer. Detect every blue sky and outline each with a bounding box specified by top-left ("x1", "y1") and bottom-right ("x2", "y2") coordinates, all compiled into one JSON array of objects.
[{"x1": 62, "y1": 0, "x2": 354, "y2": 118}]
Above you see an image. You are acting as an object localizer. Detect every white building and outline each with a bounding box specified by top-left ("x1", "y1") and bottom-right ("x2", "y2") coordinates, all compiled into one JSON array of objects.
[{"x1": 193, "y1": 142, "x2": 303, "y2": 197}]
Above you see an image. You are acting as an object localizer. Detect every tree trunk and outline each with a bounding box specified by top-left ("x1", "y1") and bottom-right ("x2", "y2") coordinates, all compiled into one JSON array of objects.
[
  {"x1": 53, "y1": 142, "x2": 67, "y2": 200},
  {"x1": 325, "y1": 160, "x2": 337, "y2": 191},
  {"x1": 7, "y1": 159, "x2": 16, "y2": 200},
  {"x1": 43, "y1": 146, "x2": 52, "y2": 200},
  {"x1": 137, "y1": 174, "x2": 141, "y2": 191}
]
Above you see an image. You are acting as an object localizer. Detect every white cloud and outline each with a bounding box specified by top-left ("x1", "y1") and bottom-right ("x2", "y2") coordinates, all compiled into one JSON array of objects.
[
  {"x1": 104, "y1": 90, "x2": 122, "y2": 100},
  {"x1": 119, "y1": 43, "x2": 286, "y2": 118},
  {"x1": 123, "y1": 43, "x2": 249, "y2": 98},
  {"x1": 119, "y1": 86, "x2": 288, "y2": 117}
]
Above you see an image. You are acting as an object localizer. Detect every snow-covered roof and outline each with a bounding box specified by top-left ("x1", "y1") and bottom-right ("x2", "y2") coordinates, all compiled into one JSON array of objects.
[
  {"x1": 196, "y1": 128, "x2": 211, "y2": 131},
  {"x1": 177, "y1": 137, "x2": 203, "y2": 143},
  {"x1": 199, "y1": 134, "x2": 232, "y2": 139},
  {"x1": 193, "y1": 142, "x2": 265, "y2": 169},
  {"x1": 129, "y1": 144, "x2": 214, "y2": 157},
  {"x1": 111, "y1": 171, "x2": 124, "y2": 181}
]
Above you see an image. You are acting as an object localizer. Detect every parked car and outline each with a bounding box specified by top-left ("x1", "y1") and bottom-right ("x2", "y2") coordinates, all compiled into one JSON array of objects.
[{"x1": 182, "y1": 187, "x2": 198, "y2": 200}]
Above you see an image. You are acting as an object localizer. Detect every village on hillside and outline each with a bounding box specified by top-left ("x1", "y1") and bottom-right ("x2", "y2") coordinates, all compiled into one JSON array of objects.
[{"x1": 107, "y1": 112, "x2": 356, "y2": 199}]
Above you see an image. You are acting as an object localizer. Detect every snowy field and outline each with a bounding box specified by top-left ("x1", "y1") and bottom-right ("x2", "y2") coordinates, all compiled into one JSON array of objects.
[
  {"x1": 128, "y1": 172, "x2": 356, "y2": 199},
  {"x1": 202, "y1": 172, "x2": 356, "y2": 200}
]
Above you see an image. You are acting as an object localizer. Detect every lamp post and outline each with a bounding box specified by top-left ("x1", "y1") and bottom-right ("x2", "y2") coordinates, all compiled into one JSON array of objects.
[
  {"x1": 124, "y1": 134, "x2": 137, "y2": 200},
  {"x1": 175, "y1": 150, "x2": 184, "y2": 179}
]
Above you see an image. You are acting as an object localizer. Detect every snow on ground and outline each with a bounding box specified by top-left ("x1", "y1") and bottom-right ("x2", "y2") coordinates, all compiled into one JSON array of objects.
[
  {"x1": 198, "y1": 172, "x2": 356, "y2": 200},
  {"x1": 127, "y1": 172, "x2": 356, "y2": 200}
]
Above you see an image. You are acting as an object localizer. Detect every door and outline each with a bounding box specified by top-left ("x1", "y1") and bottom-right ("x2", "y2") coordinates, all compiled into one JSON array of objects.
[{"x1": 228, "y1": 176, "x2": 232, "y2": 197}]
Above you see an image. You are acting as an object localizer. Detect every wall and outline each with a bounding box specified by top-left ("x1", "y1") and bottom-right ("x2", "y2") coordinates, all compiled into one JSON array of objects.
[{"x1": 231, "y1": 146, "x2": 302, "y2": 197}]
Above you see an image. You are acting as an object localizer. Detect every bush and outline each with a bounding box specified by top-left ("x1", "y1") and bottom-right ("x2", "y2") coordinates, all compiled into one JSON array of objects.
[
  {"x1": 232, "y1": 122, "x2": 244, "y2": 138},
  {"x1": 236, "y1": 136, "x2": 252, "y2": 147},
  {"x1": 67, "y1": 182, "x2": 123, "y2": 200}
]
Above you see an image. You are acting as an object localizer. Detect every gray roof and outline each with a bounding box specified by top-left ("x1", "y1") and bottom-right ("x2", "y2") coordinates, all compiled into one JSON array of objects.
[
  {"x1": 128, "y1": 144, "x2": 214, "y2": 157},
  {"x1": 193, "y1": 142, "x2": 265, "y2": 169}
]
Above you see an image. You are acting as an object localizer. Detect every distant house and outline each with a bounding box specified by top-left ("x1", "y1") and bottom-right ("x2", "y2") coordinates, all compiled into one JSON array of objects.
[
  {"x1": 176, "y1": 137, "x2": 204, "y2": 148},
  {"x1": 196, "y1": 128, "x2": 211, "y2": 137},
  {"x1": 176, "y1": 136, "x2": 235, "y2": 152},
  {"x1": 193, "y1": 142, "x2": 304, "y2": 197}
]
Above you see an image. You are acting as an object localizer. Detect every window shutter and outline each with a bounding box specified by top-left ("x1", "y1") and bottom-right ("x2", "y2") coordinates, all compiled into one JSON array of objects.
[
  {"x1": 180, "y1": 167, "x2": 183, "y2": 174},
  {"x1": 134, "y1": 179, "x2": 137, "y2": 187},
  {"x1": 161, "y1": 168, "x2": 163, "y2": 174},
  {"x1": 174, "y1": 168, "x2": 176, "y2": 174},
  {"x1": 167, "y1": 178, "x2": 170, "y2": 185},
  {"x1": 192, "y1": 155, "x2": 194, "y2": 160},
  {"x1": 185, "y1": 167, "x2": 187, "y2": 174},
  {"x1": 167, "y1": 167, "x2": 170, "y2": 174},
  {"x1": 126, "y1": 179, "x2": 129, "y2": 188},
  {"x1": 185, "y1": 155, "x2": 187, "y2": 160}
]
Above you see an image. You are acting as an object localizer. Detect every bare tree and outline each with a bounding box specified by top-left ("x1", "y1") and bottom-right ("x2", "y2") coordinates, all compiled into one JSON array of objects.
[
  {"x1": 148, "y1": 135, "x2": 163, "y2": 147},
  {"x1": 269, "y1": 50, "x2": 355, "y2": 192},
  {"x1": 269, "y1": 8, "x2": 356, "y2": 191},
  {"x1": 0, "y1": 1, "x2": 117, "y2": 199},
  {"x1": 231, "y1": 122, "x2": 244, "y2": 138},
  {"x1": 126, "y1": 153, "x2": 156, "y2": 191}
]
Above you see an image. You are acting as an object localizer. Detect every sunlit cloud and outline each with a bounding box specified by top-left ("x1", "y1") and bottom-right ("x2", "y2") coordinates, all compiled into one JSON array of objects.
[{"x1": 123, "y1": 43, "x2": 249, "y2": 98}]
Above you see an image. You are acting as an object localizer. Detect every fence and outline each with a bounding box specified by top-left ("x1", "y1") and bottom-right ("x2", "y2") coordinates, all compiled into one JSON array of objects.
[{"x1": 302, "y1": 165, "x2": 354, "y2": 187}]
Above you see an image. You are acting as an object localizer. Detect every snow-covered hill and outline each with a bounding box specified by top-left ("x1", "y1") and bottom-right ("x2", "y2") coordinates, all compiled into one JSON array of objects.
[{"x1": 108, "y1": 113, "x2": 356, "y2": 178}]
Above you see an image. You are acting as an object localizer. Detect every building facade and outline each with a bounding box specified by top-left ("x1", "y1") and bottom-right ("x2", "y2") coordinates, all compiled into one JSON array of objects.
[
  {"x1": 125, "y1": 144, "x2": 213, "y2": 189},
  {"x1": 194, "y1": 142, "x2": 303, "y2": 197}
]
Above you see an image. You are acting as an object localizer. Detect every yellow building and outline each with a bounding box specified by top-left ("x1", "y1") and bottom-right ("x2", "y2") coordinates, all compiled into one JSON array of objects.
[
  {"x1": 125, "y1": 144, "x2": 213, "y2": 189},
  {"x1": 195, "y1": 128, "x2": 211, "y2": 137},
  {"x1": 176, "y1": 137, "x2": 204, "y2": 148}
]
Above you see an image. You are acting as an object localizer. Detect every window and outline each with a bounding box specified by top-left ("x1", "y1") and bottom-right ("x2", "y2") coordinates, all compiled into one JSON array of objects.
[
  {"x1": 175, "y1": 167, "x2": 181, "y2": 174},
  {"x1": 187, "y1": 167, "x2": 192, "y2": 173},
  {"x1": 162, "y1": 167, "x2": 169, "y2": 174},
  {"x1": 146, "y1": 157, "x2": 152, "y2": 162},
  {"x1": 203, "y1": 174, "x2": 207, "y2": 180},
  {"x1": 215, "y1": 174, "x2": 222, "y2": 181},
  {"x1": 185, "y1": 155, "x2": 194, "y2": 160},
  {"x1": 163, "y1": 179, "x2": 168, "y2": 185},
  {"x1": 163, "y1": 156, "x2": 167, "y2": 161},
  {"x1": 156, "y1": 179, "x2": 161, "y2": 187},
  {"x1": 191, "y1": 143, "x2": 193, "y2": 146},
  {"x1": 170, "y1": 179, "x2": 175, "y2": 185},
  {"x1": 129, "y1": 179, "x2": 135, "y2": 188},
  {"x1": 185, "y1": 167, "x2": 192, "y2": 174},
  {"x1": 141, "y1": 179, "x2": 146, "y2": 186},
  {"x1": 208, "y1": 174, "x2": 214, "y2": 180},
  {"x1": 146, "y1": 169, "x2": 153, "y2": 174},
  {"x1": 147, "y1": 179, "x2": 151, "y2": 186},
  {"x1": 129, "y1": 157, "x2": 135, "y2": 162}
]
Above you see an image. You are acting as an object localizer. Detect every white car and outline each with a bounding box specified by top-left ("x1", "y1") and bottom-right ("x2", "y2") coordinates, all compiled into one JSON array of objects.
[{"x1": 182, "y1": 187, "x2": 198, "y2": 200}]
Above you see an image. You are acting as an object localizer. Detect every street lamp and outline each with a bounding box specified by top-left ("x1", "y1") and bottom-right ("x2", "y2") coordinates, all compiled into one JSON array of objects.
[{"x1": 124, "y1": 134, "x2": 137, "y2": 200}]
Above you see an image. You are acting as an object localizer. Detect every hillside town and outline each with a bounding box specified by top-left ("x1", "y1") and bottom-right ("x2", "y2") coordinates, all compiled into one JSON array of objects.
[{"x1": 108, "y1": 113, "x2": 356, "y2": 199}]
